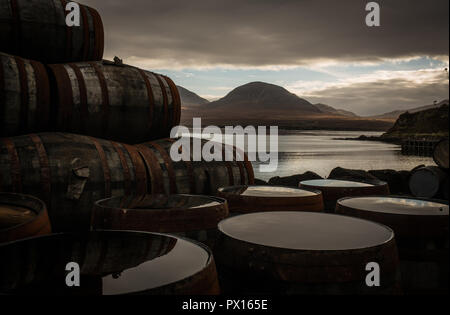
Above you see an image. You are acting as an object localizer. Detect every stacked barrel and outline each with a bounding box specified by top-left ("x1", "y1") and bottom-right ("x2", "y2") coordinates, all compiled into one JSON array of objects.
[
  {"x1": 0, "y1": 0, "x2": 254, "y2": 295},
  {"x1": 0, "y1": 1, "x2": 448, "y2": 296}
]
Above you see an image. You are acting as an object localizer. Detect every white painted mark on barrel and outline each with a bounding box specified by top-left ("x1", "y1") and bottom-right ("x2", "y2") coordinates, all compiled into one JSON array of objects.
[
  {"x1": 65, "y1": 262, "x2": 80, "y2": 287},
  {"x1": 65, "y1": 2, "x2": 80, "y2": 27},
  {"x1": 365, "y1": 262, "x2": 381, "y2": 287}
]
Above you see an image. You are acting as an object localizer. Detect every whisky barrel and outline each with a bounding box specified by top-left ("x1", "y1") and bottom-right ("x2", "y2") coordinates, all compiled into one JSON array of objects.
[
  {"x1": 433, "y1": 139, "x2": 449, "y2": 169},
  {"x1": 215, "y1": 212, "x2": 401, "y2": 295},
  {"x1": 217, "y1": 185, "x2": 324, "y2": 214},
  {"x1": 0, "y1": 52, "x2": 50, "y2": 137},
  {"x1": 0, "y1": 133, "x2": 148, "y2": 231},
  {"x1": 299, "y1": 179, "x2": 390, "y2": 213},
  {"x1": 409, "y1": 166, "x2": 448, "y2": 199},
  {"x1": 0, "y1": 193, "x2": 51, "y2": 243},
  {"x1": 46, "y1": 60, "x2": 181, "y2": 143},
  {"x1": 1, "y1": 58, "x2": 181, "y2": 143},
  {"x1": 92, "y1": 194, "x2": 229, "y2": 249},
  {"x1": 0, "y1": 231, "x2": 220, "y2": 295},
  {"x1": 336, "y1": 196, "x2": 449, "y2": 294},
  {"x1": 0, "y1": 0, "x2": 103, "y2": 63},
  {"x1": 136, "y1": 138, "x2": 255, "y2": 195}
]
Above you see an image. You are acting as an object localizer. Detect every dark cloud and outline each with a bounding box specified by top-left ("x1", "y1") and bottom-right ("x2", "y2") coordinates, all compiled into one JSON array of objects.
[{"x1": 82, "y1": 0, "x2": 449, "y2": 67}]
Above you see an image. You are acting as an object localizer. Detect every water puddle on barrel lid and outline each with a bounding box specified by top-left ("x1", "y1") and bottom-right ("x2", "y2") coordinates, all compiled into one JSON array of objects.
[{"x1": 339, "y1": 197, "x2": 449, "y2": 216}]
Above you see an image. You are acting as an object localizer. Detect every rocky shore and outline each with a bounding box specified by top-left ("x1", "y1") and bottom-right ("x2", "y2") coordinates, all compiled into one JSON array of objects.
[{"x1": 256, "y1": 166, "x2": 425, "y2": 196}]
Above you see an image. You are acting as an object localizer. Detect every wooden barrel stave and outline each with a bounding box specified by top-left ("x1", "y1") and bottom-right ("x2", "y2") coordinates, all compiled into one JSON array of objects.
[
  {"x1": 137, "y1": 139, "x2": 254, "y2": 195},
  {"x1": 0, "y1": 133, "x2": 147, "y2": 231},
  {"x1": 217, "y1": 185, "x2": 324, "y2": 214},
  {"x1": 0, "y1": 52, "x2": 50, "y2": 137},
  {"x1": 336, "y1": 196, "x2": 449, "y2": 294},
  {"x1": 299, "y1": 179, "x2": 390, "y2": 213},
  {"x1": 0, "y1": 231, "x2": 219, "y2": 295},
  {"x1": 0, "y1": 0, "x2": 103, "y2": 63},
  {"x1": 92, "y1": 194, "x2": 229, "y2": 249},
  {"x1": 433, "y1": 139, "x2": 449, "y2": 169},
  {"x1": 215, "y1": 212, "x2": 401, "y2": 295}
]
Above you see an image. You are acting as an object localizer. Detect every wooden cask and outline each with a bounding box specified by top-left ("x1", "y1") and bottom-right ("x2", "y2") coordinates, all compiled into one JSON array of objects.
[
  {"x1": 47, "y1": 60, "x2": 181, "y2": 143},
  {"x1": 0, "y1": 0, "x2": 103, "y2": 63},
  {"x1": 299, "y1": 179, "x2": 390, "y2": 213},
  {"x1": 217, "y1": 185, "x2": 324, "y2": 214},
  {"x1": 1, "y1": 55, "x2": 181, "y2": 143},
  {"x1": 0, "y1": 231, "x2": 220, "y2": 295},
  {"x1": 336, "y1": 196, "x2": 449, "y2": 294},
  {"x1": 0, "y1": 133, "x2": 148, "y2": 231},
  {"x1": 215, "y1": 212, "x2": 401, "y2": 295},
  {"x1": 136, "y1": 138, "x2": 255, "y2": 195},
  {"x1": 0, "y1": 192, "x2": 51, "y2": 243},
  {"x1": 0, "y1": 134, "x2": 254, "y2": 231},
  {"x1": 92, "y1": 194, "x2": 229, "y2": 249},
  {"x1": 0, "y1": 52, "x2": 50, "y2": 137},
  {"x1": 409, "y1": 166, "x2": 448, "y2": 199}
]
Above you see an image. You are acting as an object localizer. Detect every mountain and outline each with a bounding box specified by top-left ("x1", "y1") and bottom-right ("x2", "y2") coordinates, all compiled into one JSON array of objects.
[
  {"x1": 314, "y1": 103, "x2": 358, "y2": 117},
  {"x1": 177, "y1": 86, "x2": 209, "y2": 107},
  {"x1": 370, "y1": 100, "x2": 449, "y2": 120},
  {"x1": 180, "y1": 81, "x2": 395, "y2": 131},
  {"x1": 381, "y1": 102, "x2": 449, "y2": 140},
  {"x1": 207, "y1": 82, "x2": 321, "y2": 113}
]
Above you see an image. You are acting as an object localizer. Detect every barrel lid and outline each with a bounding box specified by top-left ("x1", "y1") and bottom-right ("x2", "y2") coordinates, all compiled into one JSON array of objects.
[
  {"x1": 218, "y1": 212, "x2": 394, "y2": 251},
  {"x1": 0, "y1": 231, "x2": 212, "y2": 295},
  {"x1": 0, "y1": 193, "x2": 45, "y2": 232},
  {"x1": 93, "y1": 194, "x2": 228, "y2": 233},
  {"x1": 218, "y1": 185, "x2": 319, "y2": 198},
  {"x1": 96, "y1": 194, "x2": 224, "y2": 210},
  {"x1": 338, "y1": 196, "x2": 449, "y2": 216},
  {"x1": 300, "y1": 179, "x2": 374, "y2": 188}
]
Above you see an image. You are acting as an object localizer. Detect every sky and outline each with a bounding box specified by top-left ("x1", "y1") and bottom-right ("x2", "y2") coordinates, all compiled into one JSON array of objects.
[{"x1": 83, "y1": 0, "x2": 449, "y2": 116}]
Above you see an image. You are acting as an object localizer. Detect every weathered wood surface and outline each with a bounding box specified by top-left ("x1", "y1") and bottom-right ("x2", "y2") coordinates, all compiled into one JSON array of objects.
[
  {"x1": 0, "y1": 0, "x2": 103, "y2": 63},
  {"x1": 0, "y1": 53, "x2": 181, "y2": 143}
]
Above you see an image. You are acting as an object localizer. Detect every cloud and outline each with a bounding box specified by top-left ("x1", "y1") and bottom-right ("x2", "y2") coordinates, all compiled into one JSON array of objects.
[
  {"x1": 83, "y1": 0, "x2": 449, "y2": 69},
  {"x1": 287, "y1": 68, "x2": 449, "y2": 115}
]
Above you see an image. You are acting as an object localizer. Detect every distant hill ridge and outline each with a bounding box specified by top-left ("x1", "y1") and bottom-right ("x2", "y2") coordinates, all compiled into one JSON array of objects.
[
  {"x1": 177, "y1": 85, "x2": 209, "y2": 107},
  {"x1": 207, "y1": 82, "x2": 321, "y2": 113}
]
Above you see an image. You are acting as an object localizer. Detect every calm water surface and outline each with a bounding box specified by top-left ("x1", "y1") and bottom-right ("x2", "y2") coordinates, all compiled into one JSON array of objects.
[{"x1": 251, "y1": 130, "x2": 434, "y2": 181}]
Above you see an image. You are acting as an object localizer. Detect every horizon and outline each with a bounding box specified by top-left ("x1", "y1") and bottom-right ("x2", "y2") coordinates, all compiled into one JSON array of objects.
[{"x1": 83, "y1": 0, "x2": 449, "y2": 116}]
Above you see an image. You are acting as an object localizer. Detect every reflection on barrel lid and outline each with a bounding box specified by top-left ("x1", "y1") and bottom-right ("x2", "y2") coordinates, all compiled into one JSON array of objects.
[
  {"x1": 218, "y1": 185, "x2": 318, "y2": 197},
  {"x1": 218, "y1": 212, "x2": 394, "y2": 251},
  {"x1": 0, "y1": 231, "x2": 213, "y2": 295},
  {"x1": 300, "y1": 179, "x2": 374, "y2": 188},
  {"x1": 96, "y1": 194, "x2": 224, "y2": 210},
  {"x1": 338, "y1": 197, "x2": 449, "y2": 216}
]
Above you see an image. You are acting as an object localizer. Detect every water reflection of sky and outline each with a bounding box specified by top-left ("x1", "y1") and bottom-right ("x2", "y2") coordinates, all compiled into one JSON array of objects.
[
  {"x1": 219, "y1": 212, "x2": 394, "y2": 251},
  {"x1": 176, "y1": 130, "x2": 434, "y2": 181},
  {"x1": 340, "y1": 197, "x2": 449, "y2": 216}
]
